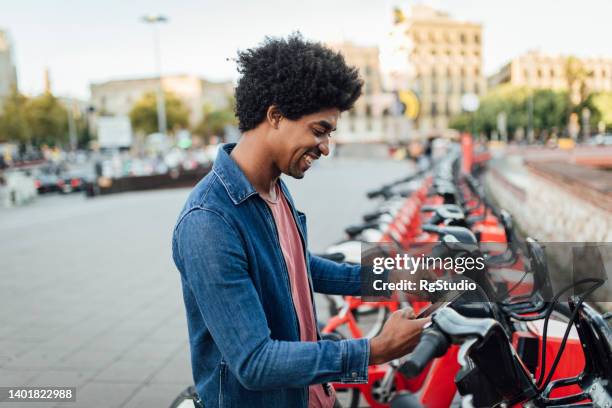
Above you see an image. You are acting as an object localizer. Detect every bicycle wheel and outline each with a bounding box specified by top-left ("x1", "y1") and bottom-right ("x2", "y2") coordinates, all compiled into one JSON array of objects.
[{"x1": 355, "y1": 304, "x2": 389, "y2": 339}]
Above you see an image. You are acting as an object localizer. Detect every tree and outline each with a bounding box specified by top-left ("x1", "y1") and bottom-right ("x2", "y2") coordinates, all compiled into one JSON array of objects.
[
  {"x1": 25, "y1": 92, "x2": 68, "y2": 147},
  {"x1": 0, "y1": 87, "x2": 30, "y2": 144},
  {"x1": 590, "y1": 92, "x2": 612, "y2": 131},
  {"x1": 449, "y1": 85, "x2": 569, "y2": 140},
  {"x1": 194, "y1": 103, "x2": 237, "y2": 143},
  {"x1": 565, "y1": 56, "x2": 592, "y2": 107},
  {"x1": 129, "y1": 91, "x2": 189, "y2": 135}
]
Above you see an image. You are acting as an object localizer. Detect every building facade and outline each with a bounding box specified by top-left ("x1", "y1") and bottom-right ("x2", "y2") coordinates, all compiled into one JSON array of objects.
[
  {"x1": 405, "y1": 5, "x2": 485, "y2": 134},
  {"x1": 328, "y1": 42, "x2": 406, "y2": 143},
  {"x1": 89, "y1": 74, "x2": 233, "y2": 129},
  {"x1": 0, "y1": 29, "x2": 18, "y2": 103},
  {"x1": 488, "y1": 50, "x2": 612, "y2": 93}
]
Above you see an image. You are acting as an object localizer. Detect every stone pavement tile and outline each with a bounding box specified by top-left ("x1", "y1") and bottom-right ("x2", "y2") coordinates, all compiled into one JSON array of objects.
[
  {"x1": 110, "y1": 319, "x2": 162, "y2": 336},
  {"x1": 39, "y1": 333, "x2": 91, "y2": 352},
  {"x1": 2, "y1": 349, "x2": 68, "y2": 370},
  {"x1": 0, "y1": 339, "x2": 42, "y2": 359},
  {"x1": 0, "y1": 323, "x2": 21, "y2": 339},
  {"x1": 143, "y1": 325, "x2": 188, "y2": 345},
  {"x1": 81, "y1": 331, "x2": 142, "y2": 352},
  {"x1": 147, "y1": 354, "x2": 192, "y2": 385},
  {"x1": 92, "y1": 359, "x2": 166, "y2": 383},
  {"x1": 8, "y1": 325, "x2": 65, "y2": 342},
  {"x1": 120, "y1": 341, "x2": 186, "y2": 362},
  {"x1": 121, "y1": 383, "x2": 186, "y2": 408},
  {"x1": 53, "y1": 381, "x2": 142, "y2": 408},
  {"x1": 54, "y1": 349, "x2": 122, "y2": 370},
  {"x1": 0, "y1": 369, "x2": 39, "y2": 387},
  {"x1": 28, "y1": 369, "x2": 94, "y2": 388},
  {"x1": 0, "y1": 403, "x2": 57, "y2": 408}
]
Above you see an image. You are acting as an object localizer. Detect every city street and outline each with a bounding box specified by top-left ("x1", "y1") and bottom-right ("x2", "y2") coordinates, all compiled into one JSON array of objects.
[{"x1": 0, "y1": 157, "x2": 412, "y2": 408}]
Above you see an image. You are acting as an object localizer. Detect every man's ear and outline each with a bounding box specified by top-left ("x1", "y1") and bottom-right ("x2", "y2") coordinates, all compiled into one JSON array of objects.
[{"x1": 266, "y1": 105, "x2": 283, "y2": 129}]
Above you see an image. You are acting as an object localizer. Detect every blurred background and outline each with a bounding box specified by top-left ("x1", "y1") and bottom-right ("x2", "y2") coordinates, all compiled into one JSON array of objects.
[{"x1": 0, "y1": 1, "x2": 611, "y2": 407}]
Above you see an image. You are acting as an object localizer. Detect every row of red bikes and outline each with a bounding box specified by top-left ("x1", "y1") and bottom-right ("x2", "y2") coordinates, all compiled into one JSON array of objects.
[{"x1": 172, "y1": 142, "x2": 611, "y2": 408}]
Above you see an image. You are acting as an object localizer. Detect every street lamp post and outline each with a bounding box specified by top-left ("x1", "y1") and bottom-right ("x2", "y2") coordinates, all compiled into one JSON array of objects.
[{"x1": 142, "y1": 15, "x2": 168, "y2": 136}]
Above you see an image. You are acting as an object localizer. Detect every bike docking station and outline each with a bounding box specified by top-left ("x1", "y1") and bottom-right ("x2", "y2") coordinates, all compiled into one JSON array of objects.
[{"x1": 312, "y1": 137, "x2": 612, "y2": 408}]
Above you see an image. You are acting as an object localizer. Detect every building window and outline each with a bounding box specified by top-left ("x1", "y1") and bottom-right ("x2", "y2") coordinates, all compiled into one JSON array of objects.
[
  {"x1": 365, "y1": 104, "x2": 372, "y2": 117},
  {"x1": 474, "y1": 33, "x2": 480, "y2": 44},
  {"x1": 474, "y1": 82, "x2": 480, "y2": 94},
  {"x1": 431, "y1": 102, "x2": 438, "y2": 117},
  {"x1": 460, "y1": 33, "x2": 466, "y2": 44},
  {"x1": 475, "y1": 67, "x2": 480, "y2": 76}
]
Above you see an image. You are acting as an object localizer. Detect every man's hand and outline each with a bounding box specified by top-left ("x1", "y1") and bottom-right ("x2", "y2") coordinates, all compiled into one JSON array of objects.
[{"x1": 368, "y1": 307, "x2": 430, "y2": 365}]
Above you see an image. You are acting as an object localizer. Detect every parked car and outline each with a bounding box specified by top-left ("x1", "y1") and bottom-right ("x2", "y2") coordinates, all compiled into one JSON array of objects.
[
  {"x1": 59, "y1": 168, "x2": 96, "y2": 194},
  {"x1": 32, "y1": 169, "x2": 63, "y2": 194}
]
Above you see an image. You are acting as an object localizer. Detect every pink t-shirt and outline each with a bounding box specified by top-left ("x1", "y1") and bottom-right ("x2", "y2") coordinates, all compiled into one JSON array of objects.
[{"x1": 264, "y1": 184, "x2": 336, "y2": 408}]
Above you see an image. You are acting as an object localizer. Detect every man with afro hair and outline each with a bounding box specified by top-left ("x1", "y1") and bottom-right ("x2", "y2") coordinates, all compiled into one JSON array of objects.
[{"x1": 172, "y1": 34, "x2": 427, "y2": 408}]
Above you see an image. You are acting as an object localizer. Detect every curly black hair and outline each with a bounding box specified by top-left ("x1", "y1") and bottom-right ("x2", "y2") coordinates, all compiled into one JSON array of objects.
[{"x1": 234, "y1": 33, "x2": 363, "y2": 132}]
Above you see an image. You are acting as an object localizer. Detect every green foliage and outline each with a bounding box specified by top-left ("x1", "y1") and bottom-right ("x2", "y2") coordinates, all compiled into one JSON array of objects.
[
  {"x1": 449, "y1": 85, "x2": 570, "y2": 139},
  {"x1": 0, "y1": 87, "x2": 30, "y2": 143},
  {"x1": 194, "y1": 100, "x2": 237, "y2": 142},
  {"x1": 590, "y1": 92, "x2": 612, "y2": 129},
  {"x1": 25, "y1": 92, "x2": 68, "y2": 146},
  {"x1": 448, "y1": 113, "x2": 471, "y2": 133},
  {"x1": 129, "y1": 91, "x2": 190, "y2": 135}
]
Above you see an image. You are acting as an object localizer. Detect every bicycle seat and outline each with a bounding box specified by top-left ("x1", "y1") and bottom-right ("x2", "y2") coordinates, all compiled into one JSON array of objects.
[
  {"x1": 421, "y1": 225, "x2": 478, "y2": 245},
  {"x1": 420, "y1": 204, "x2": 465, "y2": 225}
]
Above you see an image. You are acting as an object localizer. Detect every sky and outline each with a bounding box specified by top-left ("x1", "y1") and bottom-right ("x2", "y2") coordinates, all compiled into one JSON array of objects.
[{"x1": 1, "y1": 0, "x2": 611, "y2": 100}]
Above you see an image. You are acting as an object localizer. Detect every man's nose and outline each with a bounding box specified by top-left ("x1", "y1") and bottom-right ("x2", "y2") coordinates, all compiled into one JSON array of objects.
[{"x1": 317, "y1": 138, "x2": 330, "y2": 157}]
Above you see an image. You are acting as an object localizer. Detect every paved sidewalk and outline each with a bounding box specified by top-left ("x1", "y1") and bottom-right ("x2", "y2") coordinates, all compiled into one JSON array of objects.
[{"x1": 0, "y1": 157, "x2": 411, "y2": 408}]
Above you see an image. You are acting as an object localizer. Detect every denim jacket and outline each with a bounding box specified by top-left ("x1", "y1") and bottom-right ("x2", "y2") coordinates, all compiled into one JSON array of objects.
[{"x1": 172, "y1": 143, "x2": 369, "y2": 408}]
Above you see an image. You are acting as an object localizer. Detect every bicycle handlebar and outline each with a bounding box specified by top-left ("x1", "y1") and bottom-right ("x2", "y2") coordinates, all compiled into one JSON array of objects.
[
  {"x1": 399, "y1": 326, "x2": 450, "y2": 378},
  {"x1": 316, "y1": 252, "x2": 346, "y2": 263},
  {"x1": 344, "y1": 221, "x2": 380, "y2": 238}
]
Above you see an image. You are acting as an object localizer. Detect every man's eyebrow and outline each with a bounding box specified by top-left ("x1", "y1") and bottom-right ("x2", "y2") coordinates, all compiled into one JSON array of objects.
[{"x1": 314, "y1": 120, "x2": 336, "y2": 132}]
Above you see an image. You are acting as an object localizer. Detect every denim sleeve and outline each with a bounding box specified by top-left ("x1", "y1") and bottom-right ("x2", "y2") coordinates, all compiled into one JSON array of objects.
[
  {"x1": 175, "y1": 209, "x2": 369, "y2": 390},
  {"x1": 309, "y1": 254, "x2": 392, "y2": 298},
  {"x1": 308, "y1": 254, "x2": 362, "y2": 296}
]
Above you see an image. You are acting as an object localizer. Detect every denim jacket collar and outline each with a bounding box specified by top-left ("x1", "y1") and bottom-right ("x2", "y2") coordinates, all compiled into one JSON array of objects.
[{"x1": 213, "y1": 143, "x2": 259, "y2": 205}]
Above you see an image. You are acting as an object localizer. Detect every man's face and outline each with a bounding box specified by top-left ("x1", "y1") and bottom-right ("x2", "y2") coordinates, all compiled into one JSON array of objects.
[{"x1": 272, "y1": 108, "x2": 339, "y2": 179}]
